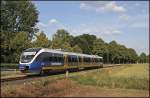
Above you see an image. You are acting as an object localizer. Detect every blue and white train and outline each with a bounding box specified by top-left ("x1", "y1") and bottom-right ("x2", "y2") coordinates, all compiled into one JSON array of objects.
[{"x1": 19, "y1": 48, "x2": 103, "y2": 74}]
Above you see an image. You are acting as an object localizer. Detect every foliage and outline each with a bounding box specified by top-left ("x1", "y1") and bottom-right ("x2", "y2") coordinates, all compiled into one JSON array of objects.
[
  {"x1": 1, "y1": 0, "x2": 38, "y2": 63},
  {"x1": 72, "y1": 45, "x2": 82, "y2": 53},
  {"x1": 33, "y1": 32, "x2": 50, "y2": 48},
  {"x1": 72, "y1": 34, "x2": 96, "y2": 54},
  {"x1": 51, "y1": 29, "x2": 73, "y2": 51},
  {"x1": 1, "y1": 0, "x2": 38, "y2": 36},
  {"x1": 138, "y1": 52, "x2": 149, "y2": 63}
]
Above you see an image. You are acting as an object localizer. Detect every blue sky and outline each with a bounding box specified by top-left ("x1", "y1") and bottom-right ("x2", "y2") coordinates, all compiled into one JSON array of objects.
[{"x1": 33, "y1": 1, "x2": 149, "y2": 55}]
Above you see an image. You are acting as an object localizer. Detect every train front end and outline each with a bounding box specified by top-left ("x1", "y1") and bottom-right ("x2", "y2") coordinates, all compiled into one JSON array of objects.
[{"x1": 19, "y1": 48, "x2": 42, "y2": 74}]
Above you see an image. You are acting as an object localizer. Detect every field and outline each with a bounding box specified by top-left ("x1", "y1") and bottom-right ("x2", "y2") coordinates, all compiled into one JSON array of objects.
[
  {"x1": 1, "y1": 64, "x2": 149, "y2": 97},
  {"x1": 72, "y1": 64, "x2": 149, "y2": 90}
]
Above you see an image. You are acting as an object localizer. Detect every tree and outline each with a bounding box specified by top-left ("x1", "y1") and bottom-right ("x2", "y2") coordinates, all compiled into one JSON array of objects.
[
  {"x1": 61, "y1": 42, "x2": 73, "y2": 52},
  {"x1": 146, "y1": 54, "x2": 149, "y2": 63},
  {"x1": 1, "y1": 0, "x2": 39, "y2": 63},
  {"x1": 139, "y1": 52, "x2": 147, "y2": 63},
  {"x1": 51, "y1": 29, "x2": 73, "y2": 51},
  {"x1": 107, "y1": 41, "x2": 138, "y2": 64},
  {"x1": 1, "y1": 0, "x2": 38, "y2": 36},
  {"x1": 9, "y1": 32, "x2": 32, "y2": 63},
  {"x1": 92, "y1": 38, "x2": 105, "y2": 56},
  {"x1": 72, "y1": 34, "x2": 96, "y2": 54},
  {"x1": 33, "y1": 32, "x2": 50, "y2": 48},
  {"x1": 127, "y1": 48, "x2": 138, "y2": 63},
  {"x1": 108, "y1": 41, "x2": 119, "y2": 64},
  {"x1": 72, "y1": 45, "x2": 82, "y2": 53}
]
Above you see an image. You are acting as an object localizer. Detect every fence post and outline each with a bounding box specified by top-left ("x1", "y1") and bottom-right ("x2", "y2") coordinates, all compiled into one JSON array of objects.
[{"x1": 65, "y1": 69, "x2": 69, "y2": 78}]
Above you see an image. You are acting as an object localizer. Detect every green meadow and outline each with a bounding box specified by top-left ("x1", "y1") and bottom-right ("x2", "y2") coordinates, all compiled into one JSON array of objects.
[{"x1": 71, "y1": 64, "x2": 149, "y2": 90}]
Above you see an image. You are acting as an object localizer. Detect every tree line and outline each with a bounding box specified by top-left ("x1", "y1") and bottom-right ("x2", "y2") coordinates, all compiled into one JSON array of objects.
[{"x1": 1, "y1": 0, "x2": 149, "y2": 64}]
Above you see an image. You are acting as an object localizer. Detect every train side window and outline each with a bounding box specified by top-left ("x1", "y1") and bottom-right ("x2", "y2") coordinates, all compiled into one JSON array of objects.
[
  {"x1": 49, "y1": 56, "x2": 52, "y2": 62},
  {"x1": 86, "y1": 57, "x2": 88, "y2": 62},
  {"x1": 43, "y1": 56, "x2": 49, "y2": 62},
  {"x1": 57, "y1": 56, "x2": 64, "y2": 62},
  {"x1": 98, "y1": 58, "x2": 100, "y2": 62},
  {"x1": 84, "y1": 57, "x2": 87, "y2": 62},
  {"x1": 68, "y1": 56, "x2": 72, "y2": 62},
  {"x1": 36, "y1": 52, "x2": 46, "y2": 61},
  {"x1": 95, "y1": 58, "x2": 97, "y2": 62},
  {"x1": 74, "y1": 57, "x2": 77, "y2": 62},
  {"x1": 83, "y1": 57, "x2": 85, "y2": 62},
  {"x1": 101, "y1": 58, "x2": 103, "y2": 62},
  {"x1": 71, "y1": 57, "x2": 74, "y2": 62},
  {"x1": 96, "y1": 58, "x2": 98, "y2": 62},
  {"x1": 88, "y1": 58, "x2": 91, "y2": 62},
  {"x1": 35, "y1": 54, "x2": 42, "y2": 61},
  {"x1": 86, "y1": 58, "x2": 89, "y2": 62},
  {"x1": 60, "y1": 56, "x2": 64, "y2": 62},
  {"x1": 72, "y1": 57, "x2": 75, "y2": 62},
  {"x1": 54, "y1": 56, "x2": 58, "y2": 62},
  {"x1": 87, "y1": 58, "x2": 89, "y2": 62},
  {"x1": 97, "y1": 58, "x2": 100, "y2": 62},
  {"x1": 79, "y1": 57, "x2": 82, "y2": 62},
  {"x1": 99, "y1": 58, "x2": 102, "y2": 62}
]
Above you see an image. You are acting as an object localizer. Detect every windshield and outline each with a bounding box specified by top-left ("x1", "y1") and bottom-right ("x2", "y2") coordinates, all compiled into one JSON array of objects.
[{"x1": 20, "y1": 52, "x2": 36, "y2": 63}]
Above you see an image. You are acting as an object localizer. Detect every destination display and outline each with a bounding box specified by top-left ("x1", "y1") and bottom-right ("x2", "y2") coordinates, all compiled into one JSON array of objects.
[{"x1": 23, "y1": 52, "x2": 36, "y2": 55}]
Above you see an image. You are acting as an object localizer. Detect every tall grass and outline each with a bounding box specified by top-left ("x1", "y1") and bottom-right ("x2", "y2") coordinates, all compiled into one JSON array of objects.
[{"x1": 71, "y1": 64, "x2": 149, "y2": 90}]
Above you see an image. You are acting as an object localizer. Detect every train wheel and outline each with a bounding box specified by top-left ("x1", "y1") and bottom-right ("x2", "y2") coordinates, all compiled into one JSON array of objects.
[
  {"x1": 39, "y1": 70, "x2": 45, "y2": 76},
  {"x1": 100, "y1": 64, "x2": 103, "y2": 68}
]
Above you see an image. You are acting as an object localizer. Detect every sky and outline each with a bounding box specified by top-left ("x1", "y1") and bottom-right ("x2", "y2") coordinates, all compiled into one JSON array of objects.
[{"x1": 33, "y1": 1, "x2": 149, "y2": 55}]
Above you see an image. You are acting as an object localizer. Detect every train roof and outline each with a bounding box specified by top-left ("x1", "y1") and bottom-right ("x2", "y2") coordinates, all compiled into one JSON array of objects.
[
  {"x1": 23, "y1": 48, "x2": 102, "y2": 58},
  {"x1": 39, "y1": 48, "x2": 103, "y2": 59},
  {"x1": 24, "y1": 47, "x2": 42, "y2": 52}
]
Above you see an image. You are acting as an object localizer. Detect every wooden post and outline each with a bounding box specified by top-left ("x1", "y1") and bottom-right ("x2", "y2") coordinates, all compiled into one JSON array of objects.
[{"x1": 65, "y1": 70, "x2": 69, "y2": 78}]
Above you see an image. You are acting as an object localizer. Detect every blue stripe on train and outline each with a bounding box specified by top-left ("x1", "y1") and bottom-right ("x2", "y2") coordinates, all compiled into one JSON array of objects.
[{"x1": 19, "y1": 61, "x2": 64, "y2": 71}]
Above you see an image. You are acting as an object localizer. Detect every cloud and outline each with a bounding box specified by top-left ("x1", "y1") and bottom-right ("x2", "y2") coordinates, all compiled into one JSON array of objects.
[
  {"x1": 67, "y1": 23, "x2": 123, "y2": 38},
  {"x1": 49, "y1": 19, "x2": 58, "y2": 24},
  {"x1": 80, "y1": 3, "x2": 90, "y2": 10},
  {"x1": 98, "y1": 1, "x2": 126, "y2": 13},
  {"x1": 119, "y1": 14, "x2": 149, "y2": 29},
  {"x1": 119, "y1": 14, "x2": 130, "y2": 21},
  {"x1": 36, "y1": 18, "x2": 59, "y2": 29},
  {"x1": 101, "y1": 28, "x2": 123, "y2": 35},
  {"x1": 80, "y1": 1, "x2": 126, "y2": 14}
]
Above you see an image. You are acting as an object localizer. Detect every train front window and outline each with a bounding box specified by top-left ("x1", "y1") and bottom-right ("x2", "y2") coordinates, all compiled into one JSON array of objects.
[{"x1": 20, "y1": 52, "x2": 36, "y2": 63}]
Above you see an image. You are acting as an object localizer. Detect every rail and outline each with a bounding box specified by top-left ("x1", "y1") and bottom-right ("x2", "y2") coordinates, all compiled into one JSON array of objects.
[{"x1": 1, "y1": 64, "x2": 122, "y2": 83}]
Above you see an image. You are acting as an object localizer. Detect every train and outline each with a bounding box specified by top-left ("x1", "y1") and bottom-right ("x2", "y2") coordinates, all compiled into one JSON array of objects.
[{"x1": 19, "y1": 48, "x2": 103, "y2": 75}]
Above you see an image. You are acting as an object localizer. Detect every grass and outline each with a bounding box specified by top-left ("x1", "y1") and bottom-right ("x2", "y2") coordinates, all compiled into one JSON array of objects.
[
  {"x1": 1, "y1": 78, "x2": 72, "y2": 97},
  {"x1": 1, "y1": 70, "x2": 23, "y2": 78},
  {"x1": 71, "y1": 64, "x2": 149, "y2": 90},
  {"x1": 1, "y1": 64, "x2": 149, "y2": 97},
  {"x1": 1, "y1": 77, "x2": 149, "y2": 97},
  {"x1": 0, "y1": 63, "x2": 18, "y2": 69},
  {"x1": 112, "y1": 64, "x2": 149, "y2": 78}
]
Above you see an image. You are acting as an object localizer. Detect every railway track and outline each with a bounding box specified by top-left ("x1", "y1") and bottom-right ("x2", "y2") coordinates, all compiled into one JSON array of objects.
[
  {"x1": 1, "y1": 64, "x2": 122, "y2": 83},
  {"x1": 1, "y1": 75, "x2": 28, "y2": 82}
]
